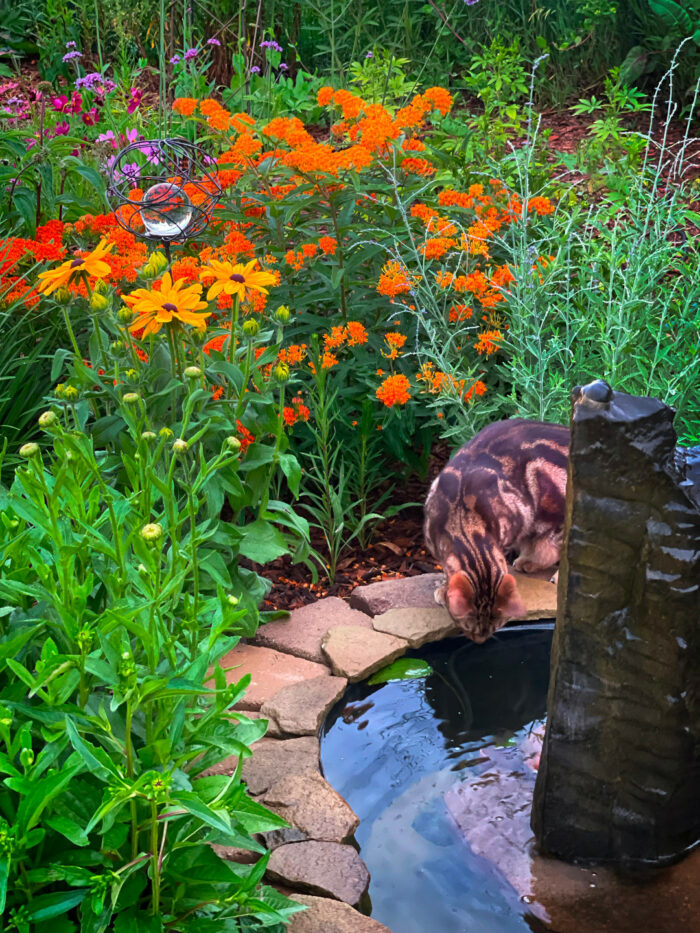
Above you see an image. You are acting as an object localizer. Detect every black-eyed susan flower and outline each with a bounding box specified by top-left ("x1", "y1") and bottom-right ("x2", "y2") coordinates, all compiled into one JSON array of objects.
[
  {"x1": 199, "y1": 259, "x2": 276, "y2": 302},
  {"x1": 123, "y1": 273, "x2": 210, "y2": 337},
  {"x1": 36, "y1": 239, "x2": 114, "y2": 295}
]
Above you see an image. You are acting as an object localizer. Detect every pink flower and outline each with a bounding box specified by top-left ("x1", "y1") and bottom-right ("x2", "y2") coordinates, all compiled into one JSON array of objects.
[
  {"x1": 127, "y1": 87, "x2": 142, "y2": 114},
  {"x1": 81, "y1": 107, "x2": 99, "y2": 126}
]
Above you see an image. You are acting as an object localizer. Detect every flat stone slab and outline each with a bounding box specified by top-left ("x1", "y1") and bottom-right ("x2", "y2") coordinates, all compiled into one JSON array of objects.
[
  {"x1": 211, "y1": 844, "x2": 259, "y2": 865},
  {"x1": 288, "y1": 893, "x2": 393, "y2": 933},
  {"x1": 321, "y1": 625, "x2": 407, "y2": 682},
  {"x1": 349, "y1": 570, "x2": 556, "y2": 622},
  {"x1": 218, "y1": 643, "x2": 330, "y2": 711},
  {"x1": 371, "y1": 606, "x2": 459, "y2": 648},
  {"x1": 239, "y1": 736, "x2": 319, "y2": 796},
  {"x1": 245, "y1": 710, "x2": 285, "y2": 738},
  {"x1": 261, "y1": 675, "x2": 348, "y2": 737},
  {"x1": 261, "y1": 771, "x2": 359, "y2": 845},
  {"x1": 267, "y1": 841, "x2": 370, "y2": 905},
  {"x1": 349, "y1": 573, "x2": 442, "y2": 616},
  {"x1": 255, "y1": 597, "x2": 374, "y2": 663}
]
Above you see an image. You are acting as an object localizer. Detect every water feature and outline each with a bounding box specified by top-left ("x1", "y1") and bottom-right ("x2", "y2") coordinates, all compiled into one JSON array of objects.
[{"x1": 321, "y1": 625, "x2": 554, "y2": 933}]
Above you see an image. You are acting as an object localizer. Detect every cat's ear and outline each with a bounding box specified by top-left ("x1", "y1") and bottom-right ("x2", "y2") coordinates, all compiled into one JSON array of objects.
[
  {"x1": 494, "y1": 573, "x2": 527, "y2": 621},
  {"x1": 446, "y1": 571, "x2": 475, "y2": 620}
]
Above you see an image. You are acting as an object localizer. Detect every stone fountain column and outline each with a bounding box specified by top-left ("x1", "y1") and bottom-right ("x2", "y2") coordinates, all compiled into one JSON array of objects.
[{"x1": 531, "y1": 380, "x2": 700, "y2": 867}]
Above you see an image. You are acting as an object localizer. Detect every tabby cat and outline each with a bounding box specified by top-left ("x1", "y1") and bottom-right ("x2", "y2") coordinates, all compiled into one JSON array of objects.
[{"x1": 424, "y1": 419, "x2": 569, "y2": 643}]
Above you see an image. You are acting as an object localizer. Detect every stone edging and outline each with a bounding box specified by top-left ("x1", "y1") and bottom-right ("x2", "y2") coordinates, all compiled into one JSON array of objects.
[{"x1": 212, "y1": 571, "x2": 557, "y2": 932}]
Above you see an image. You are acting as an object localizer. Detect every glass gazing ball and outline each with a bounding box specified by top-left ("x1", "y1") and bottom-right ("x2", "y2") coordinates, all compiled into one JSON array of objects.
[{"x1": 140, "y1": 182, "x2": 193, "y2": 239}]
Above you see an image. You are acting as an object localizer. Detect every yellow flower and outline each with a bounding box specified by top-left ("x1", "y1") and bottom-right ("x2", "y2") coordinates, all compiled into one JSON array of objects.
[
  {"x1": 124, "y1": 273, "x2": 211, "y2": 337},
  {"x1": 199, "y1": 259, "x2": 276, "y2": 302},
  {"x1": 37, "y1": 239, "x2": 114, "y2": 295}
]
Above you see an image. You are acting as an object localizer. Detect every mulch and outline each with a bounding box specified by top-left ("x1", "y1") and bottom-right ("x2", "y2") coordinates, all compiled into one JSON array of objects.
[{"x1": 256, "y1": 444, "x2": 450, "y2": 611}]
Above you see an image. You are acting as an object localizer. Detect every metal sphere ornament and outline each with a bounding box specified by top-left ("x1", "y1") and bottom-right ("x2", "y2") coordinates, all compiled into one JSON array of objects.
[{"x1": 106, "y1": 137, "x2": 221, "y2": 251}]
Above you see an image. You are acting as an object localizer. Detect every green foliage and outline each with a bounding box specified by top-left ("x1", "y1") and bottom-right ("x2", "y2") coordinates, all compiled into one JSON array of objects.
[
  {"x1": 368, "y1": 658, "x2": 434, "y2": 684},
  {"x1": 348, "y1": 48, "x2": 415, "y2": 108},
  {"x1": 0, "y1": 404, "x2": 303, "y2": 928},
  {"x1": 463, "y1": 38, "x2": 530, "y2": 157}
]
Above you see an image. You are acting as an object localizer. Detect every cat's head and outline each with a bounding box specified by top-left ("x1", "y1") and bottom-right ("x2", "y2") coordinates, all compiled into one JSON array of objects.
[{"x1": 438, "y1": 570, "x2": 526, "y2": 643}]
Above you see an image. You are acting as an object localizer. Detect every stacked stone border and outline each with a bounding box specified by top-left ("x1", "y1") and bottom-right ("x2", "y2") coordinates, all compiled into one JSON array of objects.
[{"x1": 212, "y1": 572, "x2": 557, "y2": 933}]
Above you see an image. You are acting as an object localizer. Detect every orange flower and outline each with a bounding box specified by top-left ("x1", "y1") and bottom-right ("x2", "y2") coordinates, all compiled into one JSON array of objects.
[
  {"x1": 465, "y1": 380, "x2": 488, "y2": 401},
  {"x1": 319, "y1": 236, "x2": 337, "y2": 255},
  {"x1": 124, "y1": 273, "x2": 211, "y2": 337},
  {"x1": 173, "y1": 98, "x2": 198, "y2": 116},
  {"x1": 199, "y1": 258, "x2": 276, "y2": 302},
  {"x1": 37, "y1": 239, "x2": 114, "y2": 294},
  {"x1": 527, "y1": 196, "x2": 554, "y2": 216},
  {"x1": 377, "y1": 260, "x2": 415, "y2": 297},
  {"x1": 317, "y1": 86, "x2": 335, "y2": 107},
  {"x1": 382, "y1": 332, "x2": 407, "y2": 360},
  {"x1": 321, "y1": 351, "x2": 339, "y2": 370},
  {"x1": 346, "y1": 321, "x2": 368, "y2": 346},
  {"x1": 376, "y1": 374, "x2": 411, "y2": 407},
  {"x1": 473, "y1": 329, "x2": 502, "y2": 356}
]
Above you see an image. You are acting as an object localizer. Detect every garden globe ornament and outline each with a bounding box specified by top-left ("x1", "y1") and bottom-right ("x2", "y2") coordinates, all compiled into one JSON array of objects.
[{"x1": 106, "y1": 137, "x2": 221, "y2": 260}]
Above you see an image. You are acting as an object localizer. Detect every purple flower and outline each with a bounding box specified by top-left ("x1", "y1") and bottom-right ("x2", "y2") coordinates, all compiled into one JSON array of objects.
[
  {"x1": 207, "y1": 37, "x2": 221, "y2": 46},
  {"x1": 170, "y1": 55, "x2": 181, "y2": 65},
  {"x1": 62, "y1": 50, "x2": 82, "y2": 62},
  {"x1": 464, "y1": 0, "x2": 479, "y2": 5},
  {"x1": 250, "y1": 65, "x2": 261, "y2": 74},
  {"x1": 53, "y1": 121, "x2": 70, "y2": 136},
  {"x1": 365, "y1": 51, "x2": 373, "y2": 59},
  {"x1": 260, "y1": 39, "x2": 283, "y2": 53},
  {"x1": 120, "y1": 162, "x2": 140, "y2": 181},
  {"x1": 65, "y1": 41, "x2": 77, "y2": 49},
  {"x1": 183, "y1": 48, "x2": 199, "y2": 60},
  {"x1": 279, "y1": 63, "x2": 288, "y2": 71}
]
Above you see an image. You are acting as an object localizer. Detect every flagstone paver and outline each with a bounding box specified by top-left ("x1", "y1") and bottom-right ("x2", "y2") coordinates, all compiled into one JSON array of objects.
[
  {"x1": 288, "y1": 893, "x2": 393, "y2": 933},
  {"x1": 255, "y1": 597, "x2": 374, "y2": 663},
  {"x1": 321, "y1": 625, "x2": 408, "y2": 682},
  {"x1": 267, "y1": 841, "x2": 370, "y2": 905},
  {"x1": 371, "y1": 606, "x2": 459, "y2": 648},
  {"x1": 218, "y1": 643, "x2": 330, "y2": 711},
  {"x1": 241, "y1": 736, "x2": 320, "y2": 796},
  {"x1": 260, "y1": 674, "x2": 348, "y2": 736},
  {"x1": 260, "y1": 771, "x2": 359, "y2": 845}
]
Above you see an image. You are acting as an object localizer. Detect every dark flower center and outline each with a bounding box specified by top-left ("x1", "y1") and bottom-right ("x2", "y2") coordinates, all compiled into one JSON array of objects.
[
  {"x1": 230, "y1": 273, "x2": 245, "y2": 283},
  {"x1": 70, "y1": 258, "x2": 84, "y2": 268},
  {"x1": 162, "y1": 302, "x2": 178, "y2": 312}
]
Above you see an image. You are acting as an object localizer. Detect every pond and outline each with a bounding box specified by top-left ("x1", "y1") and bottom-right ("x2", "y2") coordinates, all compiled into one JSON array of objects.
[{"x1": 320, "y1": 625, "x2": 554, "y2": 933}]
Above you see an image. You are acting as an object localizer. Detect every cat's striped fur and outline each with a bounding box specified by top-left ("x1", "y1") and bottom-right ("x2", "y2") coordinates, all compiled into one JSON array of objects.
[{"x1": 424, "y1": 419, "x2": 569, "y2": 642}]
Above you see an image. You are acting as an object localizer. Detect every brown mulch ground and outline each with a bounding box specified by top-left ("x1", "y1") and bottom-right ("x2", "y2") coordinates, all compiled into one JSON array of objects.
[{"x1": 256, "y1": 444, "x2": 451, "y2": 611}]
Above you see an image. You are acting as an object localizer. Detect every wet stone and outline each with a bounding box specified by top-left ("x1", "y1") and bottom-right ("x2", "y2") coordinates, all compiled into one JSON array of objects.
[
  {"x1": 239, "y1": 736, "x2": 319, "y2": 796},
  {"x1": 266, "y1": 841, "x2": 370, "y2": 905},
  {"x1": 255, "y1": 597, "x2": 374, "y2": 663},
  {"x1": 217, "y1": 643, "x2": 330, "y2": 711},
  {"x1": 288, "y1": 893, "x2": 393, "y2": 933},
  {"x1": 260, "y1": 771, "x2": 359, "y2": 844},
  {"x1": 371, "y1": 606, "x2": 459, "y2": 648},
  {"x1": 260, "y1": 675, "x2": 348, "y2": 737},
  {"x1": 321, "y1": 625, "x2": 407, "y2": 682}
]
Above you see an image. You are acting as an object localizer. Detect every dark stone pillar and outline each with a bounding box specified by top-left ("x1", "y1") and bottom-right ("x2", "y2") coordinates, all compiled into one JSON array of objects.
[{"x1": 531, "y1": 380, "x2": 700, "y2": 867}]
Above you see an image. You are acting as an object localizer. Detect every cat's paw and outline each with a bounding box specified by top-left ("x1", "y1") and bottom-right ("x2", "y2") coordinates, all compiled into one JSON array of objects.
[
  {"x1": 549, "y1": 569, "x2": 559, "y2": 585},
  {"x1": 434, "y1": 584, "x2": 447, "y2": 607}
]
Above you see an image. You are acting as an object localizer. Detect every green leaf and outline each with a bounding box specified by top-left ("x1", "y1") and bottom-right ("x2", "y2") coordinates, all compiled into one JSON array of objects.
[
  {"x1": 27, "y1": 888, "x2": 87, "y2": 920},
  {"x1": 45, "y1": 814, "x2": 90, "y2": 846},
  {"x1": 113, "y1": 912, "x2": 163, "y2": 933},
  {"x1": 238, "y1": 520, "x2": 289, "y2": 563},
  {"x1": 368, "y1": 658, "x2": 434, "y2": 685},
  {"x1": 649, "y1": 0, "x2": 693, "y2": 32}
]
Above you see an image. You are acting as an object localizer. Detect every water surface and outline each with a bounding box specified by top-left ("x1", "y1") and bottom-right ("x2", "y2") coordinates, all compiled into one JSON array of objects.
[{"x1": 320, "y1": 625, "x2": 554, "y2": 933}]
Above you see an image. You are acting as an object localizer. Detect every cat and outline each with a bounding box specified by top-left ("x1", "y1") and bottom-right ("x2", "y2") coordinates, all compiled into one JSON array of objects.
[{"x1": 424, "y1": 418, "x2": 569, "y2": 643}]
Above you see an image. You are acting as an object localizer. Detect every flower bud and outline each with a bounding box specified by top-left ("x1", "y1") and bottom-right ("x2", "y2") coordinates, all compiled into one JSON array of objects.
[
  {"x1": 149, "y1": 251, "x2": 169, "y2": 274},
  {"x1": 242, "y1": 318, "x2": 260, "y2": 337},
  {"x1": 159, "y1": 427, "x2": 173, "y2": 439},
  {"x1": 122, "y1": 392, "x2": 140, "y2": 406},
  {"x1": 90, "y1": 291, "x2": 110, "y2": 312},
  {"x1": 172, "y1": 438, "x2": 189, "y2": 455},
  {"x1": 55, "y1": 287, "x2": 72, "y2": 306},
  {"x1": 138, "y1": 563, "x2": 148, "y2": 574},
  {"x1": 38, "y1": 410, "x2": 58, "y2": 430},
  {"x1": 110, "y1": 340, "x2": 125, "y2": 353},
  {"x1": 274, "y1": 362, "x2": 290, "y2": 383},
  {"x1": 117, "y1": 306, "x2": 134, "y2": 323},
  {"x1": 141, "y1": 262, "x2": 157, "y2": 279},
  {"x1": 124, "y1": 368, "x2": 138, "y2": 380},
  {"x1": 19, "y1": 748, "x2": 34, "y2": 768},
  {"x1": 19, "y1": 442, "x2": 39, "y2": 458},
  {"x1": 184, "y1": 365, "x2": 202, "y2": 379},
  {"x1": 63, "y1": 385, "x2": 79, "y2": 401},
  {"x1": 141, "y1": 430, "x2": 157, "y2": 442},
  {"x1": 275, "y1": 304, "x2": 291, "y2": 323},
  {"x1": 140, "y1": 522, "x2": 163, "y2": 543},
  {"x1": 227, "y1": 594, "x2": 239, "y2": 607},
  {"x1": 225, "y1": 435, "x2": 241, "y2": 452}
]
